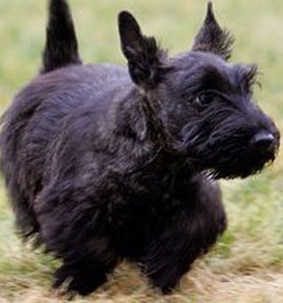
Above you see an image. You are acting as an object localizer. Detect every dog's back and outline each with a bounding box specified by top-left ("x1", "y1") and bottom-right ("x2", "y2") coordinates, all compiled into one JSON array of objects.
[{"x1": 0, "y1": 0, "x2": 131, "y2": 239}]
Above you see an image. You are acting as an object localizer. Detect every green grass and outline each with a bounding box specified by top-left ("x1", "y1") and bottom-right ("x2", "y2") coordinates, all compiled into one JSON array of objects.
[{"x1": 0, "y1": 0, "x2": 283, "y2": 302}]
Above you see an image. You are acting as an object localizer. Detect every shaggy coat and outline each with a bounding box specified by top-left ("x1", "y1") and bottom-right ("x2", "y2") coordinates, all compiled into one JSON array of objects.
[{"x1": 0, "y1": 0, "x2": 279, "y2": 296}]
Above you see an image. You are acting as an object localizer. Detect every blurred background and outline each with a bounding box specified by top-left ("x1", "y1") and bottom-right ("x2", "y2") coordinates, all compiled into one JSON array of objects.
[{"x1": 0, "y1": 0, "x2": 282, "y2": 302}]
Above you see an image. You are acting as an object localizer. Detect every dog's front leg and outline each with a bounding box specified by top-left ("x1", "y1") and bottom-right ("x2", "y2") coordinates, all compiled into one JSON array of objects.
[{"x1": 141, "y1": 178, "x2": 227, "y2": 294}]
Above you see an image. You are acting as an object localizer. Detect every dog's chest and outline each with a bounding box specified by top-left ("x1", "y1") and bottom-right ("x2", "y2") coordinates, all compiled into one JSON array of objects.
[{"x1": 109, "y1": 168, "x2": 193, "y2": 258}]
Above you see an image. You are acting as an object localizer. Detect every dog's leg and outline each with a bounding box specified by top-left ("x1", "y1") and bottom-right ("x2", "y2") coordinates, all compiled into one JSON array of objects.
[
  {"x1": 141, "y1": 176, "x2": 227, "y2": 294},
  {"x1": 34, "y1": 185, "x2": 119, "y2": 296},
  {"x1": 53, "y1": 252, "x2": 118, "y2": 296}
]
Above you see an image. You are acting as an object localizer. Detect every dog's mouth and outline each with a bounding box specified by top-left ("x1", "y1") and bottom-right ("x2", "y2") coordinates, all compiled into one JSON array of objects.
[
  {"x1": 209, "y1": 150, "x2": 277, "y2": 179},
  {"x1": 206, "y1": 133, "x2": 280, "y2": 179},
  {"x1": 182, "y1": 129, "x2": 280, "y2": 179}
]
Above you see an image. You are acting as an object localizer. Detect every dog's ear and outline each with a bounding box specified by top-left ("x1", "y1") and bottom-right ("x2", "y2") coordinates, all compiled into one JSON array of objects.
[
  {"x1": 118, "y1": 11, "x2": 164, "y2": 88},
  {"x1": 192, "y1": 2, "x2": 234, "y2": 61}
]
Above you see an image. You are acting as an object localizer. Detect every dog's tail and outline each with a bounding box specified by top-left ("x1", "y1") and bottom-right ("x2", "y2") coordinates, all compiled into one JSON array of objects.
[{"x1": 41, "y1": 0, "x2": 82, "y2": 74}]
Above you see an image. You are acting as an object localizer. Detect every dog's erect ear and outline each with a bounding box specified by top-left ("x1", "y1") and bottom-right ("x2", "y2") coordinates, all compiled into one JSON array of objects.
[
  {"x1": 118, "y1": 11, "x2": 164, "y2": 88},
  {"x1": 192, "y1": 2, "x2": 234, "y2": 60}
]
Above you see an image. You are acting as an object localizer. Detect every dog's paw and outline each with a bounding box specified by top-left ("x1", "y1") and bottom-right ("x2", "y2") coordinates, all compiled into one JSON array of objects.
[{"x1": 53, "y1": 264, "x2": 107, "y2": 297}]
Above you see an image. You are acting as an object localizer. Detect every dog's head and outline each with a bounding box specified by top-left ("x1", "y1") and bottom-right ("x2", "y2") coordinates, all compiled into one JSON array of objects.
[{"x1": 118, "y1": 2, "x2": 280, "y2": 179}]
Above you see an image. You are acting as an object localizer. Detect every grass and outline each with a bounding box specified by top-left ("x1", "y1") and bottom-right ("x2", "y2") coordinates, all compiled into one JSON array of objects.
[{"x1": 0, "y1": 0, "x2": 283, "y2": 302}]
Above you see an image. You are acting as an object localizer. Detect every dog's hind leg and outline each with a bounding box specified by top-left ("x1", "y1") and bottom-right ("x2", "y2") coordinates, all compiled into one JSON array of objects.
[
  {"x1": 34, "y1": 184, "x2": 119, "y2": 296},
  {"x1": 53, "y1": 249, "x2": 119, "y2": 296},
  {"x1": 141, "y1": 176, "x2": 227, "y2": 293}
]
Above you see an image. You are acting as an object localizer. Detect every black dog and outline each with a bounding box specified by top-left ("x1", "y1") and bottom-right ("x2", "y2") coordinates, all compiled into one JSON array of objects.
[{"x1": 0, "y1": 0, "x2": 279, "y2": 296}]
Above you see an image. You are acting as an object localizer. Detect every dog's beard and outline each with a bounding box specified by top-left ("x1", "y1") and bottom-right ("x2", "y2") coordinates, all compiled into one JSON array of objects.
[
  {"x1": 207, "y1": 149, "x2": 276, "y2": 179},
  {"x1": 181, "y1": 127, "x2": 279, "y2": 179}
]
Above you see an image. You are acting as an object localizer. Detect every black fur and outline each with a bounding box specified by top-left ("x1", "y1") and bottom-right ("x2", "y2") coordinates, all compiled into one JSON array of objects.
[
  {"x1": 42, "y1": 0, "x2": 81, "y2": 73},
  {"x1": 192, "y1": 2, "x2": 234, "y2": 60},
  {"x1": 0, "y1": 0, "x2": 280, "y2": 296}
]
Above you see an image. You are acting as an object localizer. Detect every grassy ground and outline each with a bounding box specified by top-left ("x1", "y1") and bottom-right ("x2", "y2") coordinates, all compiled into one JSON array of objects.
[{"x1": 0, "y1": 0, "x2": 283, "y2": 302}]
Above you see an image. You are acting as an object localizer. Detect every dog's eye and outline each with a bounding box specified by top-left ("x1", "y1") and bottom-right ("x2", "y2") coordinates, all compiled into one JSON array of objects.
[{"x1": 192, "y1": 92, "x2": 216, "y2": 109}]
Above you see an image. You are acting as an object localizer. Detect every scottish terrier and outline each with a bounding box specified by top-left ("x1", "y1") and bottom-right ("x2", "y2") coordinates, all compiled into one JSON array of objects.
[{"x1": 0, "y1": 0, "x2": 279, "y2": 296}]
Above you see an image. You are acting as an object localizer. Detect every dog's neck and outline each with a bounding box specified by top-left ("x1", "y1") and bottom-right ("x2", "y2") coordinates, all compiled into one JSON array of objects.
[{"x1": 108, "y1": 88, "x2": 189, "y2": 175}]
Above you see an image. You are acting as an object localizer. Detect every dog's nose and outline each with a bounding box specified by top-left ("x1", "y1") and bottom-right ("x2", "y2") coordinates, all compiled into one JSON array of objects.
[{"x1": 250, "y1": 131, "x2": 276, "y2": 150}]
